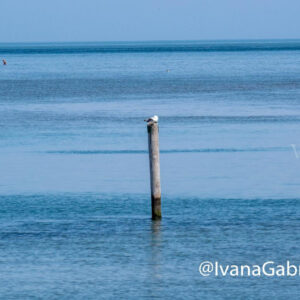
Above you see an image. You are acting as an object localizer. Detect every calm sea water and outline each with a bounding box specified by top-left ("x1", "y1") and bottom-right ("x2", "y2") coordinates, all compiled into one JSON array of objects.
[{"x1": 1, "y1": 40, "x2": 300, "y2": 298}]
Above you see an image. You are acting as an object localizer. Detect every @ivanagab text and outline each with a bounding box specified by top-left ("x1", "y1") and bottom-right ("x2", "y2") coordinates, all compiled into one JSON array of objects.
[{"x1": 199, "y1": 261, "x2": 300, "y2": 277}]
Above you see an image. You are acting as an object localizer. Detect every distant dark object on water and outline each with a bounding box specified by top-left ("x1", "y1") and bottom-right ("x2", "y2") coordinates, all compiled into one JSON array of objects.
[{"x1": 2, "y1": 59, "x2": 7, "y2": 65}]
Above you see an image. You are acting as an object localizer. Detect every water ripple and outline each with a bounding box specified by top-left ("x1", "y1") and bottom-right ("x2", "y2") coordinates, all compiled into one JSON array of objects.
[{"x1": 45, "y1": 147, "x2": 287, "y2": 155}]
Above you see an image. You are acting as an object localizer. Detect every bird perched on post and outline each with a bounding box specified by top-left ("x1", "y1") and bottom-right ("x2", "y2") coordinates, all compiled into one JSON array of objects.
[{"x1": 144, "y1": 115, "x2": 159, "y2": 123}]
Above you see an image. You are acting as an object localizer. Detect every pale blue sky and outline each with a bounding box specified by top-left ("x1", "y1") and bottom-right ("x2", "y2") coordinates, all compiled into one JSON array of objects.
[{"x1": 1, "y1": 0, "x2": 300, "y2": 42}]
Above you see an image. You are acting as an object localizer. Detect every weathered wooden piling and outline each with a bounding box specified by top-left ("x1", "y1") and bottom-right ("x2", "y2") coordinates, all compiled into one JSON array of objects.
[{"x1": 147, "y1": 121, "x2": 162, "y2": 220}]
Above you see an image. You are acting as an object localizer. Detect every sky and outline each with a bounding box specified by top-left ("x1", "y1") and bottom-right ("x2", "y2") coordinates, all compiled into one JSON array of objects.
[{"x1": 1, "y1": 0, "x2": 300, "y2": 43}]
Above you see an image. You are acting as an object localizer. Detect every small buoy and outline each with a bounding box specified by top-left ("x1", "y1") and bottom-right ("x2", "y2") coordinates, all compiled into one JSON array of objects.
[{"x1": 2, "y1": 59, "x2": 7, "y2": 65}]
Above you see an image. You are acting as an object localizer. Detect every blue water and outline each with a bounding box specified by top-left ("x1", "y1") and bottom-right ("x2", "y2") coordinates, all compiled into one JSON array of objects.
[{"x1": 1, "y1": 40, "x2": 300, "y2": 298}]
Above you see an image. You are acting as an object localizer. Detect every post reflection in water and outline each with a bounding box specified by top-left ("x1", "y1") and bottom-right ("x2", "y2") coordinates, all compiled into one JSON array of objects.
[{"x1": 148, "y1": 220, "x2": 163, "y2": 297}]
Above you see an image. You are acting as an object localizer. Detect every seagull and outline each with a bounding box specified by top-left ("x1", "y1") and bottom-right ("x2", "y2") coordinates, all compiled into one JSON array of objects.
[{"x1": 144, "y1": 115, "x2": 159, "y2": 123}]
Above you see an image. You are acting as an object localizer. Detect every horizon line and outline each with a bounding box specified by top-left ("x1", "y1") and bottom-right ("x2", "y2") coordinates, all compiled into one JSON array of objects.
[{"x1": 2, "y1": 38, "x2": 300, "y2": 45}]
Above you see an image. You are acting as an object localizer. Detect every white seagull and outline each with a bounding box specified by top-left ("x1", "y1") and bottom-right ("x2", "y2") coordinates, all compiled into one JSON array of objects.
[{"x1": 144, "y1": 115, "x2": 159, "y2": 123}]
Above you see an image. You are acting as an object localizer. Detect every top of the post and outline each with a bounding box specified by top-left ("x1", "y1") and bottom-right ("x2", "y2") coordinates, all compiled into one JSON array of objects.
[{"x1": 145, "y1": 115, "x2": 159, "y2": 131}]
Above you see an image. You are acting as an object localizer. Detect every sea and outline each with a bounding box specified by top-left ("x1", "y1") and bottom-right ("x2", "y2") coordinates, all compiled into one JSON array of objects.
[{"x1": 1, "y1": 40, "x2": 300, "y2": 298}]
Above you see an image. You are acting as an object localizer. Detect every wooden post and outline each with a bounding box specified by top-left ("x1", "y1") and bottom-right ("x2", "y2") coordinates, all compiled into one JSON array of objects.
[{"x1": 147, "y1": 122, "x2": 162, "y2": 220}]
